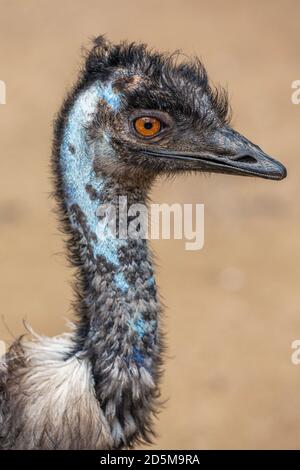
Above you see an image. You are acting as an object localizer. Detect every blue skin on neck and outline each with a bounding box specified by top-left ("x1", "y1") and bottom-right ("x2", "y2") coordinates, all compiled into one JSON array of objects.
[
  {"x1": 60, "y1": 81, "x2": 156, "y2": 366},
  {"x1": 60, "y1": 81, "x2": 128, "y2": 291}
]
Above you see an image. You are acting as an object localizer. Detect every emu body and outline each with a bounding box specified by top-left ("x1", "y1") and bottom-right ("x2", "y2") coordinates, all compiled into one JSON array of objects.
[{"x1": 0, "y1": 37, "x2": 286, "y2": 450}]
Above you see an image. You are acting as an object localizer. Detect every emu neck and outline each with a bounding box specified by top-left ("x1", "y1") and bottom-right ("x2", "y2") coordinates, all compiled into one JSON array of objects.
[{"x1": 59, "y1": 81, "x2": 161, "y2": 445}]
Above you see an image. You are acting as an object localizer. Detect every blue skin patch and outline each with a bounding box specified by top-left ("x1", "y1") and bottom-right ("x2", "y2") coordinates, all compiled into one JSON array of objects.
[
  {"x1": 114, "y1": 271, "x2": 128, "y2": 293},
  {"x1": 128, "y1": 316, "x2": 157, "y2": 366},
  {"x1": 146, "y1": 276, "x2": 155, "y2": 288},
  {"x1": 60, "y1": 80, "x2": 129, "y2": 288},
  {"x1": 134, "y1": 318, "x2": 146, "y2": 338},
  {"x1": 101, "y1": 82, "x2": 122, "y2": 110},
  {"x1": 132, "y1": 346, "x2": 144, "y2": 366},
  {"x1": 60, "y1": 80, "x2": 156, "y2": 367}
]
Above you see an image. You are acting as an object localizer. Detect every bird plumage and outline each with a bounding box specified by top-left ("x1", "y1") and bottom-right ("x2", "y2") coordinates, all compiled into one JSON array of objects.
[{"x1": 0, "y1": 36, "x2": 286, "y2": 450}]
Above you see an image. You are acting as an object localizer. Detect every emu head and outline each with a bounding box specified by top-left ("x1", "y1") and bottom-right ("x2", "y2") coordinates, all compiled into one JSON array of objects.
[{"x1": 80, "y1": 36, "x2": 286, "y2": 183}]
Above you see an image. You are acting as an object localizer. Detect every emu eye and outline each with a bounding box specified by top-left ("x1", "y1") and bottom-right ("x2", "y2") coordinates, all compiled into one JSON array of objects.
[{"x1": 134, "y1": 116, "x2": 162, "y2": 138}]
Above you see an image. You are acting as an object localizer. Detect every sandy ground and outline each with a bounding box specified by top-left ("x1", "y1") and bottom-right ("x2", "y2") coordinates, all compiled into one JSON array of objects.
[{"x1": 0, "y1": 0, "x2": 300, "y2": 449}]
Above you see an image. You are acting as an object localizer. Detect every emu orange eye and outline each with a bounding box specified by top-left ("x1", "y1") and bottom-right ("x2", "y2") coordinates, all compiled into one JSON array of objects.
[{"x1": 134, "y1": 116, "x2": 162, "y2": 138}]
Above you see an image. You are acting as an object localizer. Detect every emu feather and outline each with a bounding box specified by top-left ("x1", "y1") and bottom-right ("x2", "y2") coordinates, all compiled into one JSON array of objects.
[{"x1": 0, "y1": 36, "x2": 286, "y2": 450}]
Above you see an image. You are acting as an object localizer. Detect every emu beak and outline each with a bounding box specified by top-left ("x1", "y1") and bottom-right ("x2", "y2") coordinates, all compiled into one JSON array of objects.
[{"x1": 143, "y1": 127, "x2": 287, "y2": 180}]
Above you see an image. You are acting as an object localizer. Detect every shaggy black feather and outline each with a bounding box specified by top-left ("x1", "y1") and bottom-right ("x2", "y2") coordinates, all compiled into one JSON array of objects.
[{"x1": 1, "y1": 35, "x2": 283, "y2": 451}]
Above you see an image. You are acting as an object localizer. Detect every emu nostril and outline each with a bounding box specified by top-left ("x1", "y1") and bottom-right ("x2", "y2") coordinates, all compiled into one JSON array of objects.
[{"x1": 234, "y1": 155, "x2": 257, "y2": 164}]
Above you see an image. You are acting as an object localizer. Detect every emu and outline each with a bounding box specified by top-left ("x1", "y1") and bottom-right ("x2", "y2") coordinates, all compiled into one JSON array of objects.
[{"x1": 0, "y1": 37, "x2": 286, "y2": 450}]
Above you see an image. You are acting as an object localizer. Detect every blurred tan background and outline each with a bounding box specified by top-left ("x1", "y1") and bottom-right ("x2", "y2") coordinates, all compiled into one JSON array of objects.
[{"x1": 0, "y1": 0, "x2": 299, "y2": 449}]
